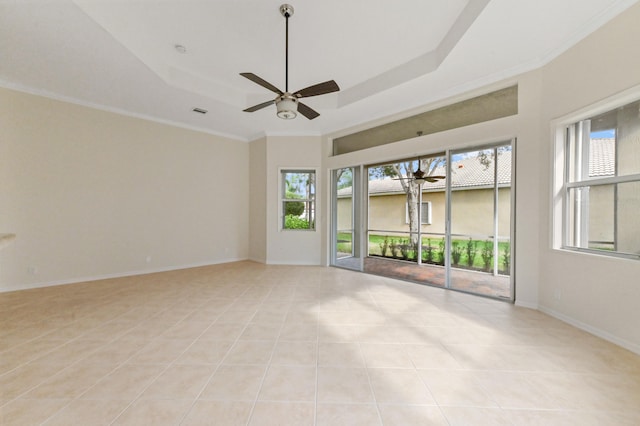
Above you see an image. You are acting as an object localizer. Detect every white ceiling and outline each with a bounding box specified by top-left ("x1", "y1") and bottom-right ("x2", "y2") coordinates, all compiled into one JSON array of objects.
[{"x1": 1, "y1": 0, "x2": 637, "y2": 142}]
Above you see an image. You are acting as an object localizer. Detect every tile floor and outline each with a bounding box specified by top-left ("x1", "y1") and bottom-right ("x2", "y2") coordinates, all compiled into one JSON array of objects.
[{"x1": 1, "y1": 261, "x2": 640, "y2": 425}]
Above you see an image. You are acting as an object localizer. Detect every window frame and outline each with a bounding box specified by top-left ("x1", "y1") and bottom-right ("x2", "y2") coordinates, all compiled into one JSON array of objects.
[
  {"x1": 279, "y1": 168, "x2": 317, "y2": 231},
  {"x1": 553, "y1": 88, "x2": 640, "y2": 261},
  {"x1": 405, "y1": 201, "x2": 432, "y2": 225}
]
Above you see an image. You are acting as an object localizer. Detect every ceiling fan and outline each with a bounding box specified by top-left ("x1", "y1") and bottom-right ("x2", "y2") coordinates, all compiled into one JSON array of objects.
[
  {"x1": 240, "y1": 4, "x2": 340, "y2": 120},
  {"x1": 395, "y1": 163, "x2": 446, "y2": 185}
]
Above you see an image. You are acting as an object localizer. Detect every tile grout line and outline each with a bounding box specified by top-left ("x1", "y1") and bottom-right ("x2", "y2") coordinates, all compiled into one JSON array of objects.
[
  {"x1": 93, "y1": 293, "x2": 237, "y2": 426},
  {"x1": 5, "y1": 306, "x2": 173, "y2": 425},
  {"x1": 243, "y1": 286, "x2": 291, "y2": 426},
  {"x1": 314, "y1": 306, "x2": 320, "y2": 426},
  {"x1": 172, "y1": 286, "x2": 258, "y2": 425}
]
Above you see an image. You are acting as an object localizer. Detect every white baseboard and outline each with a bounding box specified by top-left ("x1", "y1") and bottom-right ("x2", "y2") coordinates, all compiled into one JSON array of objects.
[
  {"x1": 539, "y1": 305, "x2": 640, "y2": 356},
  {"x1": 0, "y1": 257, "x2": 248, "y2": 293},
  {"x1": 514, "y1": 300, "x2": 539, "y2": 310},
  {"x1": 265, "y1": 260, "x2": 322, "y2": 266}
]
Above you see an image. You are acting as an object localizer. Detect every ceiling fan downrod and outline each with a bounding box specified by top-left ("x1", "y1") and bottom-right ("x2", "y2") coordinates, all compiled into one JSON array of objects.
[{"x1": 280, "y1": 4, "x2": 293, "y2": 93}]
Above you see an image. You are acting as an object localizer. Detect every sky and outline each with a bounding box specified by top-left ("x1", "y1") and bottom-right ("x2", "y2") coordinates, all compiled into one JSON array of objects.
[{"x1": 591, "y1": 129, "x2": 615, "y2": 138}]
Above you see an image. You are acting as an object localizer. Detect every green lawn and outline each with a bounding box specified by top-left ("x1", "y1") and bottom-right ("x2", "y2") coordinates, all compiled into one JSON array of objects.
[{"x1": 337, "y1": 232, "x2": 510, "y2": 273}]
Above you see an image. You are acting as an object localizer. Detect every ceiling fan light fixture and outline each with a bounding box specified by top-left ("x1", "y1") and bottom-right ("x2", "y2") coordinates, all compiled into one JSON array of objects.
[{"x1": 276, "y1": 94, "x2": 298, "y2": 119}]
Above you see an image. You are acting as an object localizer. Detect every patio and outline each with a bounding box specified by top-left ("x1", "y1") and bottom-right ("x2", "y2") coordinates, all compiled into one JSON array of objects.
[{"x1": 335, "y1": 256, "x2": 511, "y2": 300}]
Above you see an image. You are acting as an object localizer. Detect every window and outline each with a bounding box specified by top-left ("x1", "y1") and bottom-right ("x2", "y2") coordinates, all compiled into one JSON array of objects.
[
  {"x1": 558, "y1": 98, "x2": 640, "y2": 259},
  {"x1": 406, "y1": 201, "x2": 432, "y2": 225},
  {"x1": 281, "y1": 169, "x2": 315, "y2": 230}
]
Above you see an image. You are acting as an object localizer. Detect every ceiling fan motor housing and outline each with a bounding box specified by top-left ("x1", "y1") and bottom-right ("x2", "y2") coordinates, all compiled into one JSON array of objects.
[{"x1": 276, "y1": 93, "x2": 298, "y2": 119}]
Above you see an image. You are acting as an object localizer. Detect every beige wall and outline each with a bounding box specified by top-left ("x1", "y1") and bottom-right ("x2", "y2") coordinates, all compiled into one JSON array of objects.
[
  {"x1": 538, "y1": 3, "x2": 640, "y2": 352},
  {"x1": 249, "y1": 137, "x2": 267, "y2": 263},
  {"x1": 261, "y1": 135, "x2": 323, "y2": 265},
  {"x1": 0, "y1": 88, "x2": 249, "y2": 291}
]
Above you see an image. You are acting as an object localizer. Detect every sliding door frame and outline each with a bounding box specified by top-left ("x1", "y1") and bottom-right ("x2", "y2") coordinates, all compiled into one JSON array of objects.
[
  {"x1": 330, "y1": 139, "x2": 516, "y2": 302},
  {"x1": 448, "y1": 139, "x2": 516, "y2": 301},
  {"x1": 330, "y1": 166, "x2": 364, "y2": 271}
]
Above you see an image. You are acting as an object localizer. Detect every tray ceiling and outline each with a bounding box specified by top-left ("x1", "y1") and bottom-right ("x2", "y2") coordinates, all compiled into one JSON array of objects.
[{"x1": 1, "y1": 0, "x2": 637, "y2": 141}]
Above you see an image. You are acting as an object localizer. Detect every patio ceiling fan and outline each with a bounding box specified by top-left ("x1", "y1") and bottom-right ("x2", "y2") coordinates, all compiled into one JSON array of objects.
[
  {"x1": 240, "y1": 4, "x2": 340, "y2": 120},
  {"x1": 395, "y1": 163, "x2": 446, "y2": 185}
]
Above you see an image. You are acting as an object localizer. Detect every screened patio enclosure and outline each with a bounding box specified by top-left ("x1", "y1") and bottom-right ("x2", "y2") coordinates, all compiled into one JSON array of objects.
[{"x1": 331, "y1": 141, "x2": 514, "y2": 301}]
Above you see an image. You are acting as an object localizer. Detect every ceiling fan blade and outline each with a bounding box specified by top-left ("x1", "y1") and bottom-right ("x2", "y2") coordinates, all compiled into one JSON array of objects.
[
  {"x1": 294, "y1": 80, "x2": 340, "y2": 98},
  {"x1": 240, "y1": 73, "x2": 283, "y2": 95},
  {"x1": 297, "y1": 102, "x2": 320, "y2": 120},
  {"x1": 243, "y1": 99, "x2": 275, "y2": 112},
  {"x1": 393, "y1": 175, "x2": 445, "y2": 182}
]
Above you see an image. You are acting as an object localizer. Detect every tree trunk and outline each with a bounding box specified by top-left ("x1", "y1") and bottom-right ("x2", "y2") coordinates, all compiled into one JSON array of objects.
[
  {"x1": 407, "y1": 185, "x2": 420, "y2": 247},
  {"x1": 391, "y1": 162, "x2": 421, "y2": 248}
]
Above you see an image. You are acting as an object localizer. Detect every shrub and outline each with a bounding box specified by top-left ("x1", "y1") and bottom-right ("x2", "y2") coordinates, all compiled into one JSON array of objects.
[
  {"x1": 451, "y1": 241, "x2": 463, "y2": 266},
  {"x1": 502, "y1": 243, "x2": 511, "y2": 272},
  {"x1": 284, "y1": 192, "x2": 305, "y2": 217},
  {"x1": 481, "y1": 240, "x2": 493, "y2": 272},
  {"x1": 399, "y1": 239, "x2": 410, "y2": 260},
  {"x1": 423, "y1": 238, "x2": 434, "y2": 263},
  {"x1": 437, "y1": 238, "x2": 446, "y2": 265},
  {"x1": 465, "y1": 238, "x2": 478, "y2": 267},
  {"x1": 379, "y1": 236, "x2": 390, "y2": 257},
  {"x1": 284, "y1": 215, "x2": 311, "y2": 229},
  {"x1": 389, "y1": 239, "x2": 399, "y2": 258}
]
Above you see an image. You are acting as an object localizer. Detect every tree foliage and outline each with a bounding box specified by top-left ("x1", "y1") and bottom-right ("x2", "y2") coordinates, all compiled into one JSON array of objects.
[
  {"x1": 284, "y1": 193, "x2": 305, "y2": 216},
  {"x1": 369, "y1": 158, "x2": 446, "y2": 246},
  {"x1": 285, "y1": 215, "x2": 312, "y2": 229},
  {"x1": 336, "y1": 168, "x2": 353, "y2": 189}
]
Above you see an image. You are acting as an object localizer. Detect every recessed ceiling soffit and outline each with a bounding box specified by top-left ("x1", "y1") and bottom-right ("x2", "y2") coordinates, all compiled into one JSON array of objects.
[{"x1": 72, "y1": 0, "x2": 489, "y2": 111}]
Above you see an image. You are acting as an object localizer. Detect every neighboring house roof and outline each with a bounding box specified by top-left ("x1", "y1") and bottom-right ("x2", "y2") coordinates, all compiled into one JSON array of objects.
[
  {"x1": 338, "y1": 137, "x2": 616, "y2": 197},
  {"x1": 589, "y1": 138, "x2": 615, "y2": 177},
  {"x1": 338, "y1": 150, "x2": 512, "y2": 197}
]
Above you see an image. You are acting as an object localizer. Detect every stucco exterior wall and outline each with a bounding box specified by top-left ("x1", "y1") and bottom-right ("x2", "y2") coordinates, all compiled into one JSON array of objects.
[{"x1": 339, "y1": 187, "x2": 511, "y2": 239}]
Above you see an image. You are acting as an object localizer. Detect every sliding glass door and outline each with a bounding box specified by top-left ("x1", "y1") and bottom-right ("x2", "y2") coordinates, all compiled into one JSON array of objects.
[
  {"x1": 364, "y1": 153, "x2": 448, "y2": 286},
  {"x1": 448, "y1": 143, "x2": 513, "y2": 299},
  {"x1": 331, "y1": 167, "x2": 362, "y2": 271},
  {"x1": 330, "y1": 141, "x2": 514, "y2": 301}
]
